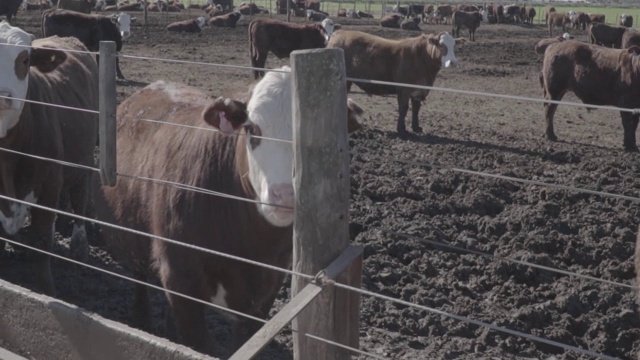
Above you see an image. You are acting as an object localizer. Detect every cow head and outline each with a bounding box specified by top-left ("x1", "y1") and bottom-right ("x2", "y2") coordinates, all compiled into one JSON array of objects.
[
  {"x1": 321, "y1": 18, "x2": 334, "y2": 41},
  {"x1": 200, "y1": 66, "x2": 363, "y2": 227},
  {"x1": 562, "y1": 32, "x2": 572, "y2": 41},
  {"x1": 0, "y1": 22, "x2": 67, "y2": 138},
  {"x1": 480, "y1": 9, "x2": 489, "y2": 23},
  {"x1": 429, "y1": 32, "x2": 463, "y2": 68},
  {"x1": 196, "y1": 16, "x2": 207, "y2": 29},
  {"x1": 112, "y1": 13, "x2": 133, "y2": 39}
]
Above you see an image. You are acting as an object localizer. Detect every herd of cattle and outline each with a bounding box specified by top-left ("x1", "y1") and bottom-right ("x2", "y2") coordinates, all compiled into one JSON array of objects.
[{"x1": 2, "y1": 0, "x2": 640, "y2": 356}]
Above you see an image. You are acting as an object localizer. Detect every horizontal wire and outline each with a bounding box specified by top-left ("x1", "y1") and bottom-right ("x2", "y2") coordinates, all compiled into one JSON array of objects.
[
  {"x1": 0, "y1": 192, "x2": 312, "y2": 282},
  {"x1": 0, "y1": 42, "x2": 100, "y2": 56},
  {"x1": 120, "y1": 53, "x2": 290, "y2": 75},
  {"x1": 330, "y1": 281, "x2": 618, "y2": 360},
  {"x1": 345, "y1": 77, "x2": 640, "y2": 115},
  {"x1": 2, "y1": 236, "x2": 389, "y2": 360},
  {"x1": 0, "y1": 94, "x2": 99, "y2": 114},
  {"x1": 0, "y1": 146, "x2": 99, "y2": 173},
  {"x1": 116, "y1": 172, "x2": 293, "y2": 210}
]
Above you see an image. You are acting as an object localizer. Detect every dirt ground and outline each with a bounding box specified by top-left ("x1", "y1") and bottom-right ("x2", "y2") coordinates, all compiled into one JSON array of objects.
[{"x1": 2, "y1": 8, "x2": 640, "y2": 360}]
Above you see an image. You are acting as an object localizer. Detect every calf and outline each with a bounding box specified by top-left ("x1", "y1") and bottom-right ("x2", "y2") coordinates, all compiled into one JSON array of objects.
[
  {"x1": 208, "y1": 11, "x2": 241, "y2": 27},
  {"x1": 0, "y1": 23, "x2": 98, "y2": 293},
  {"x1": 620, "y1": 14, "x2": 633, "y2": 28},
  {"x1": 92, "y1": 66, "x2": 363, "y2": 354},
  {"x1": 167, "y1": 16, "x2": 206, "y2": 32},
  {"x1": 380, "y1": 14, "x2": 401, "y2": 28},
  {"x1": 548, "y1": 12, "x2": 570, "y2": 37},
  {"x1": 57, "y1": 0, "x2": 94, "y2": 13},
  {"x1": 534, "y1": 32, "x2": 572, "y2": 54},
  {"x1": 540, "y1": 41, "x2": 640, "y2": 151},
  {"x1": 42, "y1": 9, "x2": 133, "y2": 79},
  {"x1": 622, "y1": 29, "x2": 640, "y2": 49},
  {"x1": 589, "y1": 23, "x2": 626, "y2": 48},
  {"x1": 452, "y1": 10, "x2": 481, "y2": 42},
  {"x1": 0, "y1": 0, "x2": 22, "y2": 23},
  {"x1": 248, "y1": 18, "x2": 333, "y2": 79},
  {"x1": 327, "y1": 30, "x2": 464, "y2": 137}
]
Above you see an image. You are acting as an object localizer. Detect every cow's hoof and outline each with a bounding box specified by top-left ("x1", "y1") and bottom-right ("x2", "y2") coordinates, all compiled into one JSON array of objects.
[
  {"x1": 69, "y1": 226, "x2": 89, "y2": 262},
  {"x1": 545, "y1": 133, "x2": 558, "y2": 141},
  {"x1": 412, "y1": 126, "x2": 423, "y2": 133},
  {"x1": 624, "y1": 146, "x2": 639, "y2": 152},
  {"x1": 397, "y1": 129, "x2": 408, "y2": 139}
]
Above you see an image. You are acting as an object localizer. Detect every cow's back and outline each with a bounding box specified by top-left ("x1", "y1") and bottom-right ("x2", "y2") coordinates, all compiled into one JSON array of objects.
[{"x1": 251, "y1": 19, "x2": 325, "y2": 59}]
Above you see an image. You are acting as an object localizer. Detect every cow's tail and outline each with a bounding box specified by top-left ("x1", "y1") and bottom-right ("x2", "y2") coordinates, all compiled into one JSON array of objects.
[{"x1": 248, "y1": 21, "x2": 259, "y2": 79}]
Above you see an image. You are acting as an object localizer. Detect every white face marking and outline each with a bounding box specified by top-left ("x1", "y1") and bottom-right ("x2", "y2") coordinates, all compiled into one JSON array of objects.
[
  {"x1": 480, "y1": 9, "x2": 488, "y2": 22},
  {"x1": 438, "y1": 32, "x2": 458, "y2": 68},
  {"x1": 197, "y1": 17, "x2": 206, "y2": 28},
  {"x1": 322, "y1": 18, "x2": 334, "y2": 41},
  {"x1": 210, "y1": 283, "x2": 228, "y2": 308},
  {"x1": 0, "y1": 22, "x2": 33, "y2": 139},
  {"x1": 0, "y1": 191, "x2": 36, "y2": 235},
  {"x1": 117, "y1": 13, "x2": 132, "y2": 39},
  {"x1": 245, "y1": 67, "x2": 294, "y2": 227},
  {"x1": 562, "y1": 32, "x2": 571, "y2": 40}
]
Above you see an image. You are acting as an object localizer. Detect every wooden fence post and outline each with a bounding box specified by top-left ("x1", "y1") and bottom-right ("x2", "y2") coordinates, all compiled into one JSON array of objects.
[
  {"x1": 99, "y1": 41, "x2": 117, "y2": 187},
  {"x1": 291, "y1": 48, "x2": 360, "y2": 360}
]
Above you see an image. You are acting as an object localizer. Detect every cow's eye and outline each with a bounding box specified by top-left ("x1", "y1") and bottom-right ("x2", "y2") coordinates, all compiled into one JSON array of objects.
[
  {"x1": 245, "y1": 124, "x2": 254, "y2": 135},
  {"x1": 22, "y1": 58, "x2": 29, "y2": 66}
]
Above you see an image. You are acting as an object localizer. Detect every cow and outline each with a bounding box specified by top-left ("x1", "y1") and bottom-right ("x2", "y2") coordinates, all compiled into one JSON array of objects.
[
  {"x1": 92, "y1": 66, "x2": 364, "y2": 354},
  {"x1": 337, "y1": 8, "x2": 346, "y2": 17},
  {"x1": 167, "y1": 16, "x2": 206, "y2": 32},
  {"x1": 534, "y1": 32, "x2": 572, "y2": 55},
  {"x1": 327, "y1": 30, "x2": 464, "y2": 137},
  {"x1": 305, "y1": 0, "x2": 319, "y2": 11},
  {"x1": 571, "y1": 12, "x2": 590, "y2": 31},
  {"x1": 408, "y1": 4, "x2": 424, "y2": 20},
  {"x1": 248, "y1": 18, "x2": 333, "y2": 79},
  {"x1": 116, "y1": 2, "x2": 141, "y2": 11},
  {"x1": 208, "y1": 11, "x2": 240, "y2": 27},
  {"x1": 42, "y1": 9, "x2": 133, "y2": 80},
  {"x1": 1, "y1": 0, "x2": 22, "y2": 23},
  {"x1": 548, "y1": 12, "x2": 570, "y2": 37},
  {"x1": 56, "y1": 0, "x2": 94, "y2": 13},
  {"x1": 589, "y1": 13, "x2": 605, "y2": 24},
  {"x1": 503, "y1": 5, "x2": 521, "y2": 24},
  {"x1": 526, "y1": 7, "x2": 536, "y2": 25},
  {"x1": 23, "y1": 0, "x2": 54, "y2": 11},
  {"x1": 305, "y1": 9, "x2": 326, "y2": 22},
  {"x1": 496, "y1": 4, "x2": 504, "y2": 23},
  {"x1": 357, "y1": 10, "x2": 373, "y2": 18},
  {"x1": 620, "y1": 14, "x2": 633, "y2": 28},
  {"x1": 0, "y1": 22, "x2": 98, "y2": 293},
  {"x1": 589, "y1": 23, "x2": 626, "y2": 49},
  {"x1": 238, "y1": 2, "x2": 259, "y2": 15},
  {"x1": 622, "y1": 29, "x2": 640, "y2": 49},
  {"x1": 435, "y1": 5, "x2": 453, "y2": 25},
  {"x1": 393, "y1": 4, "x2": 407, "y2": 17},
  {"x1": 544, "y1": 6, "x2": 555, "y2": 25},
  {"x1": 452, "y1": 10, "x2": 481, "y2": 42},
  {"x1": 541, "y1": 41, "x2": 640, "y2": 151},
  {"x1": 380, "y1": 14, "x2": 401, "y2": 28},
  {"x1": 400, "y1": 17, "x2": 420, "y2": 31}
]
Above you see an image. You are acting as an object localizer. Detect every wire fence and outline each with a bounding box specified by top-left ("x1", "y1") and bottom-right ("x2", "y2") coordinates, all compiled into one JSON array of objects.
[{"x1": 0, "y1": 36, "x2": 635, "y2": 359}]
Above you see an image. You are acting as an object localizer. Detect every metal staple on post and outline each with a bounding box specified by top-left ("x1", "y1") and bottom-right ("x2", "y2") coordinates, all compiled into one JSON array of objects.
[{"x1": 99, "y1": 41, "x2": 117, "y2": 187}]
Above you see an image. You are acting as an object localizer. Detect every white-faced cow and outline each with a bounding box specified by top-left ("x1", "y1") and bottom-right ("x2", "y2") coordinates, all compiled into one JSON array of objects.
[
  {"x1": 541, "y1": 41, "x2": 640, "y2": 151},
  {"x1": 42, "y1": 9, "x2": 133, "y2": 79},
  {"x1": 0, "y1": 22, "x2": 98, "y2": 294},
  {"x1": 620, "y1": 14, "x2": 633, "y2": 28},
  {"x1": 534, "y1": 32, "x2": 572, "y2": 55},
  {"x1": 452, "y1": 10, "x2": 481, "y2": 42},
  {"x1": 248, "y1": 18, "x2": 334, "y2": 79},
  {"x1": 92, "y1": 66, "x2": 364, "y2": 354},
  {"x1": 327, "y1": 30, "x2": 464, "y2": 138}
]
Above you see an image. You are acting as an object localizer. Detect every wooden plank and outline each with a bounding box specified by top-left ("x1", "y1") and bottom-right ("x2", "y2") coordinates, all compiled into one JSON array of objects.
[
  {"x1": 98, "y1": 41, "x2": 117, "y2": 187},
  {"x1": 291, "y1": 48, "x2": 357, "y2": 360}
]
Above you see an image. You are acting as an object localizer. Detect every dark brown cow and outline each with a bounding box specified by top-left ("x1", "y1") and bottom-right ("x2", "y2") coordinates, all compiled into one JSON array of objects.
[
  {"x1": 400, "y1": 17, "x2": 420, "y2": 31},
  {"x1": 534, "y1": 33, "x2": 572, "y2": 55},
  {"x1": 571, "y1": 12, "x2": 590, "y2": 31},
  {"x1": 57, "y1": 0, "x2": 94, "y2": 13},
  {"x1": 589, "y1": 23, "x2": 626, "y2": 48},
  {"x1": 541, "y1": 41, "x2": 640, "y2": 151},
  {"x1": 589, "y1": 13, "x2": 605, "y2": 24},
  {"x1": 167, "y1": 16, "x2": 206, "y2": 32},
  {"x1": 544, "y1": 6, "x2": 555, "y2": 25},
  {"x1": 620, "y1": 14, "x2": 633, "y2": 28},
  {"x1": 548, "y1": 12, "x2": 570, "y2": 37},
  {"x1": 42, "y1": 9, "x2": 132, "y2": 79},
  {"x1": 248, "y1": 18, "x2": 333, "y2": 79},
  {"x1": 527, "y1": 7, "x2": 536, "y2": 25},
  {"x1": 208, "y1": 11, "x2": 241, "y2": 27},
  {"x1": 622, "y1": 30, "x2": 640, "y2": 49},
  {"x1": 0, "y1": 25, "x2": 98, "y2": 294},
  {"x1": 496, "y1": 4, "x2": 504, "y2": 23},
  {"x1": 327, "y1": 30, "x2": 464, "y2": 137},
  {"x1": 93, "y1": 67, "x2": 363, "y2": 354},
  {"x1": 452, "y1": 10, "x2": 481, "y2": 42},
  {"x1": 357, "y1": 10, "x2": 373, "y2": 18},
  {"x1": 0, "y1": 0, "x2": 22, "y2": 23},
  {"x1": 305, "y1": 0, "x2": 319, "y2": 11},
  {"x1": 380, "y1": 14, "x2": 401, "y2": 28},
  {"x1": 435, "y1": 4, "x2": 453, "y2": 25}
]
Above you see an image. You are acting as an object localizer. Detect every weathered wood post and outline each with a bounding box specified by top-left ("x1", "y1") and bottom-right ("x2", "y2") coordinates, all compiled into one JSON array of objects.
[
  {"x1": 291, "y1": 48, "x2": 361, "y2": 359},
  {"x1": 99, "y1": 41, "x2": 117, "y2": 187}
]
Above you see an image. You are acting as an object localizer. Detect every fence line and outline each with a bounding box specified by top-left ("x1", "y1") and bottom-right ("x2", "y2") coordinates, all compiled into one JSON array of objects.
[
  {"x1": 0, "y1": 235, "x2": 389, "y2": 360},
  {"x1": 0, "y1": 94, "x2": 99, "y2": 114},
  {"x1": 0, "y1": 146, "x2": 100, "y2": 173},
  {"x1": 0, "y1": 42, "x2": 99, "y2": 56}
]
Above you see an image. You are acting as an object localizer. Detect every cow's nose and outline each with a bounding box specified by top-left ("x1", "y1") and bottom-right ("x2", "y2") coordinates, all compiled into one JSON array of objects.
[
  {"x1": 268, "y1": 183, "x2": 294, "y2": 209},
  {"x1": 445, "y1": 59, "x2": 458, "y2": 68},
  {"x1": 121, "y1": 31, "x2": 131, "y2": 39},
  {"x1": 0, "y1": 92, "x2": 12, "y2": 110}
]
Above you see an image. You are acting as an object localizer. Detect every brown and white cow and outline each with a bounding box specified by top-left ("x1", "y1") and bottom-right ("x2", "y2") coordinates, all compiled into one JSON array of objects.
[
  {"x1": 540, "y1": 41, "x2": 640, "y2": 151},
  {"x1": 208, "y1": 11, "x2": 241, "y2": 27},
  {"x1": 42, "y1": 9, "x2": 134, "y2": 79},
  {"x1": 56, "y1": 0, "x2": 95, "y2": 13},
  {"x1": 167, "y1": 16, "x2": 206, "y2": 32},
  {"x1": 248, "y1": 18, "x2": 334, "y2": 79},
  {"x1": 620, "y1": 14, "x2": 633, "y2": 28},
  {"x1": 452, "y1": 10, "x2": 481, "y2": 42},
  {"x1": 588, "y1": 23, "x2": 626, "y2": 48},
  {"x1": 534, "y1": 32, "x2": 572, "y2": 55},
  {"x1": 0, "y1": 23, "x2": 98, "y2": 293},
  {"x1": 548, "y1": 12, "x2": 571, "y2": 37},
  {"x1": 305, "y1": 9, "x2": 326, "y2": 22},
  {"x1": 92, "y1": 66, "x2": 363, "y2": 354},
  {"x1": 327, "y1": 30, "x2": 464, "y2": 137}
]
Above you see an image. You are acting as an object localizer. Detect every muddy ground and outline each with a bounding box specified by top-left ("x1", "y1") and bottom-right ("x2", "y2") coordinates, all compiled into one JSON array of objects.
[{"x1": 1, "y1": 8, "x2": 640, "y2": 360}]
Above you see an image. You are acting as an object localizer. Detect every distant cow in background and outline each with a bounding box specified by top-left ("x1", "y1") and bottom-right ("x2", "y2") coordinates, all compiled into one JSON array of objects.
[
  {"x1": 544, "y1": 6, "x2": 555, "y2": 25},
  {"x1": 589, "y1": 23, "x2": 626, "y2": 48},
  {"x1": 571, "y1": 12, "x2": 591, "y2": 31},
  {"x1": 0, "y1": 0, "x2": 22, "y2": 23},
  {"x1": 248, "y1": 18, "x2": 334, "y2": 79},
  {"x1": 57, "y1": 0, "x2": 95, "y2": 13},
  {"x1": 435, "y1": 5, "x2": 453, "y2": 25},
  {"x1": 306, "y1": 9, "x2": 326, "y2": 21},
  {"x1": 380, "y1": 13, "x2": 401, "y2": 28},
  {"x1": 167, "y1": 16, "x2": 206, "y2": 32},
  {"x1": 400, "y1": 17, "x2": 420, "y2": 31},
  {"x1": 208, "y1": 11, "x2": 241, "y2": 27},
  {"x1": 452, "y1": 10, "x2": 481, "y2": 42},
  {"x1": 548, "y1": 12, "x2": 570, "y2": 37},
  {"x1": 589, "y1": 13, "x2": 605, "y2": 24},
  {"x1": 534, "y1": 32, "x2": 572, "y2": 54},
  {"x1": 622, "y1": 29, "x2": 640, "y2": 49},
  {"x1": 620, "y1": 14, "x2": 633, "y2": 28}
]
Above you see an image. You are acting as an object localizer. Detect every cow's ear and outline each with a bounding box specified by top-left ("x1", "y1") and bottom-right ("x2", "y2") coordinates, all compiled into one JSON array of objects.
[
  {"x1": 202, "y1": 97, "x2": 248, "y2": 134},
  {"x1": 628, "y1": 46, "x2": 640, "y2": 56},
  {"x1": 30, "y1": 47, "x2": 67, "y2": 73}
]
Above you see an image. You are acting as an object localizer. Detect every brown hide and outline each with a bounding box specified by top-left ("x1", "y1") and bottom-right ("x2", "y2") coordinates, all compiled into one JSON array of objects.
[
  {"x1": 548, "y1": 12, "x2": 570, "y2": 37},
  {"x1": 588, "y1": 23, "x2": 626, "y2": 48},
  {"x1": 622, "y1": 30, "x2": 640, "y2": 49},
  {"x1": 541, "y1": 41, "x2": 640, "y2": 151},
  {"x1": 166, "y1": 18, "x2": 201, "y2": 32},
  {"x1": 57, "y1": 0, "x2": 94, "y2": 13},
  {"x1": 452, "y1": 10, "x2": 481, "y2": 41},
  {"x1": 208, "y1": 11, "x2": 241, "y2": 27}
]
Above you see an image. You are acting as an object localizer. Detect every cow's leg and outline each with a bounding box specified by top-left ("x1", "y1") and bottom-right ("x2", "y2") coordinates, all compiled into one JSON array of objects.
[
  {"x1": 410, "y1": 96, "x2": 423, "y2": 133},
  {"x1": 621, "y1": 111, "x2": 639, "y2": 152},
  {"x1": 543, "y1": 93, "x2": 562, "y2": 141},
  {"x1": 115, "y1": 56, "x2": 125, "y2": 80},
  {"x1": 28, "y1": 206, "x2": 57, "y2": 297},
  {"x1": 396, "y1": 92, "x2": 410, "y2": 137},
  {"x1": 132, "y1": 273, "x2": 152, "y2": 331},
  {"x1": 252, "y1": 51, "x2": 268, "y2": 79},
  {"x1": 68, "y1": 179, "x2": 89, "y2": 262}
]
